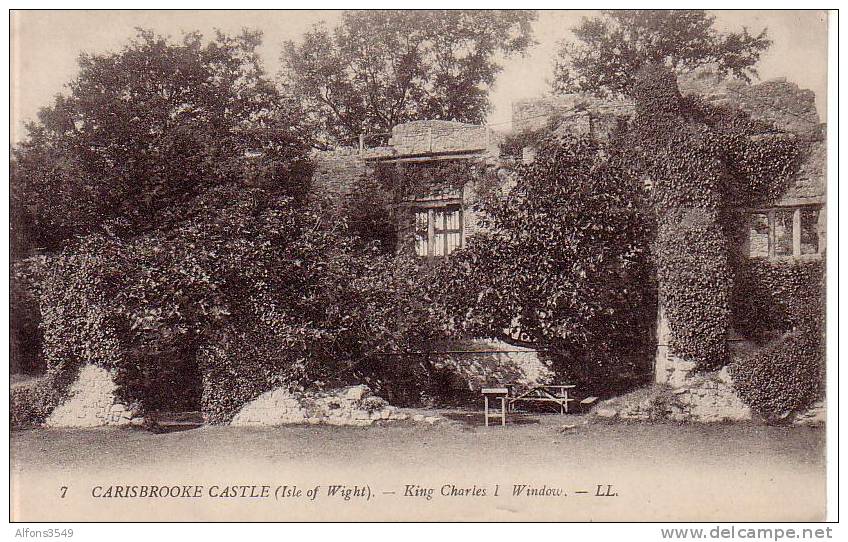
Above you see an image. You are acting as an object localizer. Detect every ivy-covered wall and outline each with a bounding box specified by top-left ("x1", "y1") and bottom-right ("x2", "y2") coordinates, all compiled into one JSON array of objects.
[{"x1": 306, "y1": 70, "x2": 825, "y2": 417}]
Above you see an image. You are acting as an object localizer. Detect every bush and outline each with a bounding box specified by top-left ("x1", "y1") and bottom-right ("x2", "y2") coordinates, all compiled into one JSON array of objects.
[
  {"x1": 35, "y1": 183, "x2": 450, "y2": 423},
  {"x1": 730, "y1": 331, "x2": 824, "y2": 418},
  {"x1": 10, "y1": 364, "x2": 80, "y2": 429},
  {"x1": 11, "y1": 378, "x2": 54, "y2": 429}
]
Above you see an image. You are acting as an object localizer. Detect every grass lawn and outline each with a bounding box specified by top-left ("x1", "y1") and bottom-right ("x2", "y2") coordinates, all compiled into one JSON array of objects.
[{"x1": 11, "y1": 412, "x2": 825, "y2": 522}]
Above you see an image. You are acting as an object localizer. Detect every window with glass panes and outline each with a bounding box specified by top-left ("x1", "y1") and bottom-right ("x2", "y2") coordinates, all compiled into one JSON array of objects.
[
  {"x1": 414, "y1": 204, "x2": 463, "y2": 257},
  {"x1": 747, "y1": 206, "x2": 822, "y2": 259}
]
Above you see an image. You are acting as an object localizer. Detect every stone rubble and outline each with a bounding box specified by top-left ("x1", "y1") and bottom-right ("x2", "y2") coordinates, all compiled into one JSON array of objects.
[
  {"x1": 595, "y1": 366, "x2": 753, "y2": 424},
  {"x1": 45, "y1": 364, "x2": 136, "y2": 428},
  {"x1": 230, "y1": 384, "x2": 435, "y2": 427}
]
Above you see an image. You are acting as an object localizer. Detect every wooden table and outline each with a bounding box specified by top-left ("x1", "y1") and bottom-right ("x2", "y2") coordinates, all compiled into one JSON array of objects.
[
  {"x1": 482, "y1": 387, "x2": 509, "y2": 426},
  {"x1": 508, "y1": 385, "x2": 576, "y2": 414}
]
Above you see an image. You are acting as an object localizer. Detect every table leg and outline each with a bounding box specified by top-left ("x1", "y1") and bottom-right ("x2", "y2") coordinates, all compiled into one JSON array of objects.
[
  {"x1": 484, "y1": 395, "x2": 489, "y2": 427},
  {"x1": 500, "y1": 398, "x2": 506, "y2": 426}
]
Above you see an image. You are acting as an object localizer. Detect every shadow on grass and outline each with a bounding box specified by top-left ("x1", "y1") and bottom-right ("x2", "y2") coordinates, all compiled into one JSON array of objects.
[{"x1": 440, "y1": 411, "x2": 541, "y2": 427}]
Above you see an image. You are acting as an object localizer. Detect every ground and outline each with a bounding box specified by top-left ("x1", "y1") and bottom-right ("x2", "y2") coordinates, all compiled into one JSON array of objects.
[{"x1": 11, "y1": 411, "x2": 825, "y2": 522}]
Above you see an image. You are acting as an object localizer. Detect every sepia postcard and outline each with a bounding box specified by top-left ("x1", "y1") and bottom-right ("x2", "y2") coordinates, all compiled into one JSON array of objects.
[{"x1": 8, "y1": 9, "x2": 834, "y2": 524}]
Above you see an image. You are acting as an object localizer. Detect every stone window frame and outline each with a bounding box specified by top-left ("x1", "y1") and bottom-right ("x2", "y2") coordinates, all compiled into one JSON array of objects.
[
  {"x1": 745, "y1": 204, "x2": 824, "y2": 260},
  {"x1": 410, "y1": 197, "x2": 464, "y2": 258}
]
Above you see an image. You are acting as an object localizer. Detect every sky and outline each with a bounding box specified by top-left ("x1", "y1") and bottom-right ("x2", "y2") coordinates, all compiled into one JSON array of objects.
[{"x1": 10, "y1": 10, "x2": 829, "y2": 143}]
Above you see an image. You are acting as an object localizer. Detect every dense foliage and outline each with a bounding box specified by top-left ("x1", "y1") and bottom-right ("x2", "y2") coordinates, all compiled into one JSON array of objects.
[
  {"x1": 731, "y1": 258, "x2": 825, "y2": 343},
  {"x1": 729, "y1": 258, "x2": 825, "y2": 417},
  {"x1": 11, "y1": 29, "x2": 312, "y2": 256},
  {"x1": 625, "y1": 63, "x2": 807, "y2": 370},
  {"x1": 11, "y1": 376, "x2": 65, "y2": 429},
  {"x1": 655, "y1": 213, "x2": 730, "y2": 368},
  {"x1": 627, "y1": 64, "x2": 731, "y2": 368},
  {"x1": 730, "y1": 331, "x2": 824, "y2": 418},
  {"x1": 36, "y1": 183, "x2": 449, "y2": 419},
  {"x1": 436, "y1": 134, "x2": 656, "y2": 393},
  {"x1": 281, "y1": 10, "x2": 536, "y2": 146},
  {"x1": 553, "y1": 10, "x2": 771, "y2": 97}
]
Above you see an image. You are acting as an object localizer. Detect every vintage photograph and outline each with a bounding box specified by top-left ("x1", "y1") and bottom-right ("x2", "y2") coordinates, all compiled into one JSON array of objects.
[{"x1": 9, "y1": 9, "x2": 830, "y2": 522}]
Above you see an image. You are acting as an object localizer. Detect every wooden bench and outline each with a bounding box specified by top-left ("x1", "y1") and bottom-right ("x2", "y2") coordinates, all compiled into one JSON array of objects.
[{"x1": 508, "y1": 384, "x2": 576, "y2": 414}]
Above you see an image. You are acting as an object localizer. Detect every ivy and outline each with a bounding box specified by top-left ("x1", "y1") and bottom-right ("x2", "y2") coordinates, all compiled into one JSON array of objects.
[
  {"x1": 655, "y1": 212, "x2": 730, "y2": 369},
  {"x1": 730, "y1": 330, "x2": 824, "y2": 418},
  {"x1": 630, "y1": 63, "x2": 806, "y2": 370},
  {"x1": 731, "y1": 258, "x2": 825, "y2": 343},
  {"x1": 375, "y1": 160, "x2": 474, "y2": 201}
]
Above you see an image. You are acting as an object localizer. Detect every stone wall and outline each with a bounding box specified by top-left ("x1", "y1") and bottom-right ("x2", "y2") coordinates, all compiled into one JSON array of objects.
[
  {"x1": 230, "y1": 384, "x2": 437, "y2": 427},
  {"x1": 649, "y1": 303, "x2": 753, "y2": 422},
  {"x1": 777, "y1": 139, "x2": 826, "y2": 205},
  {"x1": 513, "y1": 69, "x2": 822, "y2": 138},
  {"x1": 512, "y1": 95, "x2": 633, "y2": 139},
  {"x1": 310, "y1": 147, "x2": 369, "y2": 211},
  {"x1": 45, "y1": 364, "x2": 137, "y2": 428},
  {"x1": 388, "y1": 120, "x2": 501, "y2": 156},
  {"x1": 677, "y1": 66, "x2": 821, "y2": 135},
  {"x1": 654, "y1": 304, "x2": 695, "y2": 388},
  {"x1": 662, "y1": 368, "x2": 752, "y2": 422},
  {"x1": 427, "y1": 339, "x2": 554, "y2": 394}
]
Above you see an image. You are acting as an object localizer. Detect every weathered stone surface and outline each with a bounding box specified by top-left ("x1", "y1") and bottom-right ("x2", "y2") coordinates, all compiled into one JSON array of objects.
[
  {"x1": 230, "y1": 384, "x2": 438, "y2": 427},
  {"x1": 678, "y1": 66, "x2": 821, "y2": 135},
  {"x1": 389, "y1": 120, "x2": 501, "y2": 156},
  {"x1": 309, "y1": 147, "x2": 369, "y2": 212},
  {"x1": 512, "y1": 95, "x2": 634, "y2": 137},
  {"x1": 45, "y1": 365, "x2": 134, "y2": 428},
  {"x1": 344, "y1": 385, "x2": 369, "y2": 401}
]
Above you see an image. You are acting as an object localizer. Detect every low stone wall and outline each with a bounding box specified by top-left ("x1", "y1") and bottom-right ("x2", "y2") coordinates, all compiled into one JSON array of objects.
[
  {"x1": 230, "y1": 385, "x2": 439, "y2": 427},
  {"x1": 429, "y1": 339, "x2": 554, "y2": 392},
  {"x1": 45, "y1": 364, "x2": 136, "y2": 428}
]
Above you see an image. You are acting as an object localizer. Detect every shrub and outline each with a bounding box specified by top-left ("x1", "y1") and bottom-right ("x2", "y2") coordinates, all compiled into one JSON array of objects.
[
  {"x1": 36, "y1": 188, "x2": 296, "y2": 413},
  {"x1": 10, "y1": 364, "x2": 80, "y2": 429},
  {"x1": 11, "y1": 378, "x2": 54, "y2": 429},
  {"x1": 198, "y1": 330, "x2": 305, "y2": 424},
  {"x1": 730, "y1": 331, "x2": 824, "y2": 418}
]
